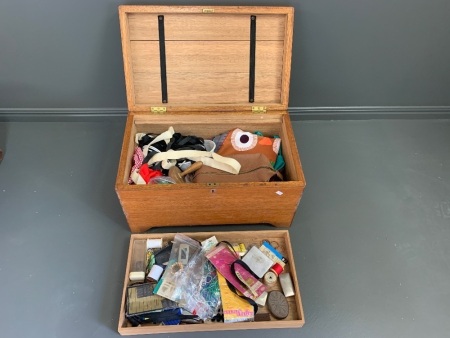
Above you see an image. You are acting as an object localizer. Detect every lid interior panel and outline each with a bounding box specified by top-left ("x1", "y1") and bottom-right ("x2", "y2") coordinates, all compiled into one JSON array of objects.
[{"x1": 120, "y1": 7, "x2": 293, "y2": 111}]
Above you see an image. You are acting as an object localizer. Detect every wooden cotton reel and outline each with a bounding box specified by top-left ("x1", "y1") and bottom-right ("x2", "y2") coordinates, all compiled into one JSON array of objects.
[{"x1": 168, "y1": 161, "x2": 203, "y2": 183}]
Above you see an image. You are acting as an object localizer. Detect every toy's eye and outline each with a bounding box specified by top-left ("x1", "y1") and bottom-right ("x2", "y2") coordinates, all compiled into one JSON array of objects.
[{"x1": 230, "y1": 129, "x2": 257, "y2": 151}]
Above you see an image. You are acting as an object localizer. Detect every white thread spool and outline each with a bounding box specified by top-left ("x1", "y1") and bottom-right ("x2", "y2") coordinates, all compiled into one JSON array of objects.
[
  {"x1": 147, "y1": 265, "x2": 164, "y2": 282},
  {"x1": 146, "y1": 238, "x2": 163, "y2": 249},
  {"x1": 264, "y1": 271, "x2": 277, "y2": 285}
]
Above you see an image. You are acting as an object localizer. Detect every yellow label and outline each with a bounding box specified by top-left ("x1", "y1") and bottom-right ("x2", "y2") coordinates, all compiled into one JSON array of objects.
[{"x1": 217, "y1": 273, "x2": 254, "y2": 323}]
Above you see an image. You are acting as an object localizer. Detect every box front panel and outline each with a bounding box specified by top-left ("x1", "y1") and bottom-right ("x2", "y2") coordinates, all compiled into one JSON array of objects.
[{"x1": 117, "y1": 183, "x2": 303, "y2": 233}]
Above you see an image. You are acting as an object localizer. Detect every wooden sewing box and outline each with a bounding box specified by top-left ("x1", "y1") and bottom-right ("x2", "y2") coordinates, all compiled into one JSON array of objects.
[{"x1": 115, "y1": 5, "x2": 306, "y2": 335}]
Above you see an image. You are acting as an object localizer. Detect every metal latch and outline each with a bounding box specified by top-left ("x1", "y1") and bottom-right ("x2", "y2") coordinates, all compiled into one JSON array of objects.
[
  {"x1": 252, "y1": 106, "x2": 267, "y2": 114},
  {"x1": 151, "y1": 107, "x2": 167, "y2": 114},
  {"x1": 202, "y1": 8, "x2": 215, "y2": 13}
]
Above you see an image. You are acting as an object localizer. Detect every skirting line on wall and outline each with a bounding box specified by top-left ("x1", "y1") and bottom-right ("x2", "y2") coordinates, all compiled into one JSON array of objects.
[
  {"x1": 289, "y1": 106, "x2": 450, "y2": 120},
  {"x1": 0, "y1": 108, "x2": 127, "y2": 122},
  {"x1": 0, "y1": 106, "x2": 449, "y2": 122}
]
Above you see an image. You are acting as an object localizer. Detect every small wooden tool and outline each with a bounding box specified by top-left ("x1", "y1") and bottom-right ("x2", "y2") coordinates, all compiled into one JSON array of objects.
[{"x1": 168, "y1": 161, "x2": 203, "y2": 183}]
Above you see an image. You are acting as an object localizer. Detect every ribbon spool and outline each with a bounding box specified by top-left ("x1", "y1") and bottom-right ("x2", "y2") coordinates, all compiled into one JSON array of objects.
[
  {"x1": 270, "y1": 263, "x2": 284, "y2": 276},
  {"x1": 147, "y1": 238, "x2": 163, "y2": 249}
]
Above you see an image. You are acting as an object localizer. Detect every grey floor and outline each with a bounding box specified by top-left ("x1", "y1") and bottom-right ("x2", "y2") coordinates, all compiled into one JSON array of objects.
[{"x1": 1, "y1": 118, "x2": 449, "y2": 338}]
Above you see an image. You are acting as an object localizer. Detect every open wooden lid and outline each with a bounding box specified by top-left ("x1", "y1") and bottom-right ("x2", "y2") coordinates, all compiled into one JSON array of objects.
[{"x1": 119, "y1": 6, "x2": 294, "y2": 112}]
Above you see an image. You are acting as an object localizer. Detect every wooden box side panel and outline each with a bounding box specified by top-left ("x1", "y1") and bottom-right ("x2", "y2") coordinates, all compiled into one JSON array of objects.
[
  {"x1": 118, "y1": 6, "x2": 294, "y2": 112},
  {"x1": 116, "y1": 114, "x2": 137, "y2": 189},
  {"x1": 118, "y1": 230, "x2": 304, "y2": 335},
  {"x1": 282, "y1": 113, "x2": 305, "y2": 183}
]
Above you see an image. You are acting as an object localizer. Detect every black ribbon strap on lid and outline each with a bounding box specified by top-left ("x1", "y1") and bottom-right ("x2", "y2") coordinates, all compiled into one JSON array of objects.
[
  {"x1": 158, "y1": 15, "x2": 168, "y2": 103},
  {"x1": 249, "y1": 15, "x2": 257, "y2": 103}
]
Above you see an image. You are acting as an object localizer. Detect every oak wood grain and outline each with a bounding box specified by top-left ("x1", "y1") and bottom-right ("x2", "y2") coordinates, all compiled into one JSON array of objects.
[{"x1": 118, "y1": 6, "x2": 293, "y2": 112}]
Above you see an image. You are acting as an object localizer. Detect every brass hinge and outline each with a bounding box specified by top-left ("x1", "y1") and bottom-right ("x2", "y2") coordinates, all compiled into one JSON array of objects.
[
  {"x1": 150, "y1": 107, "x2": 167, "y2": 114},
  {"x1": 252, "y1": 106, "x2": 267, "y2": 114},
  {"x1": 202, "y1": 8, "x2": 215, "y2": 13}
]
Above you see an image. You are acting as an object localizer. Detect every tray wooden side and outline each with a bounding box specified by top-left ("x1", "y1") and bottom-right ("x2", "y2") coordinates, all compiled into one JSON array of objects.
[{"x1": 118, "y1": 230, "x2": 304, "y2": 335}]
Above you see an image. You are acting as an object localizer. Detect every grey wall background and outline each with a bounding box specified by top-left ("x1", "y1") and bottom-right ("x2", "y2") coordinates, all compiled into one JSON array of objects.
[{"x1": 1, "y1": 0, "x2": 450, "y2": 110}]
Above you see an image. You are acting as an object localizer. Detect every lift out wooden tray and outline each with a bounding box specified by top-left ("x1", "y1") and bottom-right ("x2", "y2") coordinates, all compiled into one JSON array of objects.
[{"x1": 118, "y1": 230, "x2": 304, "y2": 335}]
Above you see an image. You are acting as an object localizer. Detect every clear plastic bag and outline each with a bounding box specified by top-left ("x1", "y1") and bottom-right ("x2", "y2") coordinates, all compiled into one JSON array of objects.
[
  {"x1": 154, "y1": 234, "x2": 201, "y2": 302},
  {"x1": 148, "y1": 176, "x2": 176, "y2": 184},
  {"x1": 154, "y1": 234, "x2": 221, "y2": 319},
  {"x1": 176, "y1": 247, "x2": 221, "y2": 319}
]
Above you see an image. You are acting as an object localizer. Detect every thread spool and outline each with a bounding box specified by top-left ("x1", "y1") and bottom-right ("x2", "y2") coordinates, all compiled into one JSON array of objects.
[
  {"x1": 147, "y1": 264, "x2": 164, "y2": 282},
  {"x1": 264, "y1": 271, "x2": 277, "y2": 285},
  {"x1": 270, "y1": 263, "x2": 284, "y2": 276},
  {"x1": 147, "y1": 238, "x2": 163, "y2": 249}
]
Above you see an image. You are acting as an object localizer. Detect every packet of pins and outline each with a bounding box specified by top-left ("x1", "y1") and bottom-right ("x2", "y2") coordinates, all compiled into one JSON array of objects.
[{"x1": 126, "y1": 283, "x2": 178, "y2": 317}]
